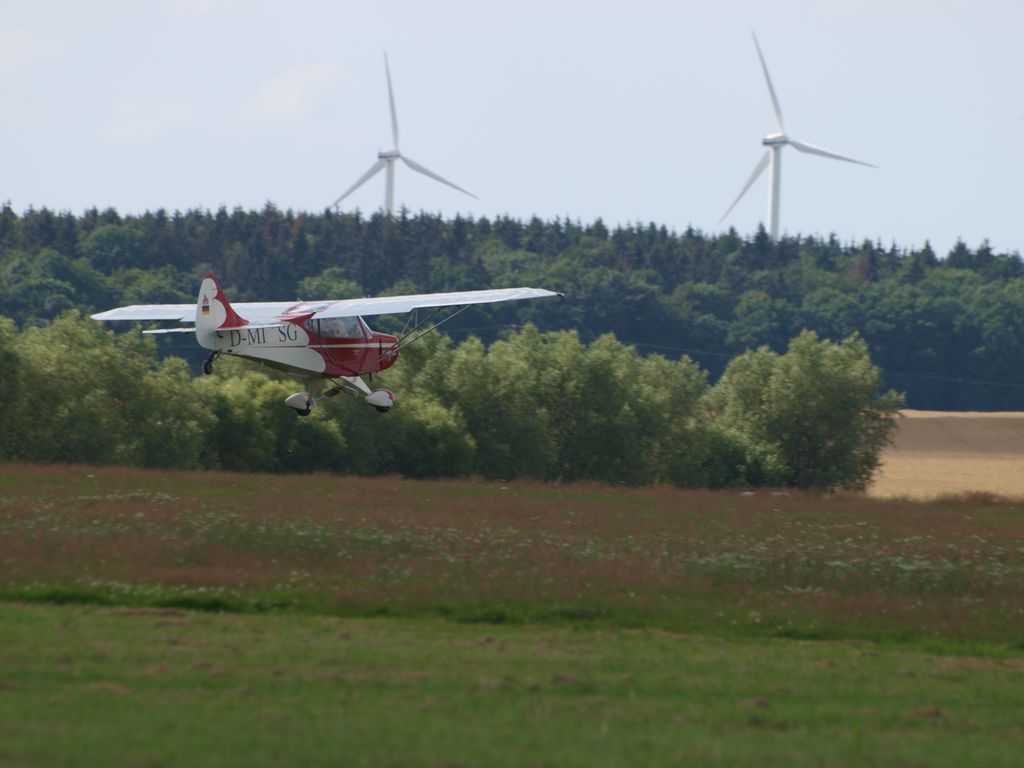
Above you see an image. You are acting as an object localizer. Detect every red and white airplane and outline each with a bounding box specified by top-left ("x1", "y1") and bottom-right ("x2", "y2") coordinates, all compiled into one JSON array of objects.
[{"x1": 93, "y1": 273, "x2": 561, "y2": 415}]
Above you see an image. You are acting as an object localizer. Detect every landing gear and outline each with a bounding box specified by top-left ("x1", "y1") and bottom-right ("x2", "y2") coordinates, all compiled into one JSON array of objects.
[
  {"x1": 323, "y1": 377, "x2": 395, "y2": 413},
  {"x1": 202, "y1": 351, "x2": 219, "y2": 375},
  {"x1": 365, "y1": 387, "x2": 395, "y2": 413},
  {"x1": 286, "y1": 378, "x2": 395, "y2": 415},
  {"x1": 285, "y1": 392, "x2": 316, "y2": 416}
]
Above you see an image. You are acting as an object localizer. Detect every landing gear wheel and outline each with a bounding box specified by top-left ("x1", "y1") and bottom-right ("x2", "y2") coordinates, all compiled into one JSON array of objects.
[
  {"x1": 285, "y1": 392, "x2": 315, "y2": 415},
  {"x1": 203, "y1": 352, "x2": 218, "y2": 376},
  {"x1": 375, "y1": 406, "x2": 391, "y2": 413}
]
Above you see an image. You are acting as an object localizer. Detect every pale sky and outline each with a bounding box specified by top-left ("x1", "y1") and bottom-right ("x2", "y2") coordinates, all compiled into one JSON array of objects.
[{"x1": 3, "y1": 0, "x2": 1022, "y2": 258}]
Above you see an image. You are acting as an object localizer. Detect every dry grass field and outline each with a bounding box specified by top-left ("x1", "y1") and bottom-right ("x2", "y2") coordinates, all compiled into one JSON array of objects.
[{"x1": 871, "y1": 410, "x2": 1024, "y2": 499}]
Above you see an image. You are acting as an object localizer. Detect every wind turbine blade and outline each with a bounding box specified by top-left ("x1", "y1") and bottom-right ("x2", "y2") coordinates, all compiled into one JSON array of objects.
[
  {"x1": 401, "y1": 156, "x2": 478, "y2": 199},
  {"x1": 720, "y1": 151, "x2": 771, "y2": 223},
  {"x1": 789, "y1": 139, "x2": 876, "y2": 168},
  {"x1": 384, "y1": 52, "x2": 399, "y2": 149},
  {"x1": 332, "y1": 159, "x2": 387, "y2": 208},
  {"x1": 752, "y1": 32, "x2": 785, "y2": 133}
]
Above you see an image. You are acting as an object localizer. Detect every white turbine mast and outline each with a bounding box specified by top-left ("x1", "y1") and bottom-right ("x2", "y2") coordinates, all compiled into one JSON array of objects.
[
  {"x1": 332, "y1": 53, "x2": 477, "y2": 216},
  {"x1": 720, "y1": 33, "x2": 875, "y2": 240}
]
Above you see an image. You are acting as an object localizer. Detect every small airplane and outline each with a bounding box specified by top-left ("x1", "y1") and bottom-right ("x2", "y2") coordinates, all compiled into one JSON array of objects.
[{"x1": 93, "y1": 273, "x2": 561, "y2": 415}]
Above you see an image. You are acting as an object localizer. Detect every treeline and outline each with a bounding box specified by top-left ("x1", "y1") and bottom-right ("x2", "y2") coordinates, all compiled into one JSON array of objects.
[
  {"x1": 0, "y1": 314, "x2": 899, "y2": 491},
  {"x1": 1, "y1": 204, "x2": 1022, "y2": 409}
]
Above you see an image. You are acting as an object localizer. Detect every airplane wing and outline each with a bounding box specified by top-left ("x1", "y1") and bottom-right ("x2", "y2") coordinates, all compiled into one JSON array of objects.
[
  {"x1": 92, "y1": 288, "x2": 562, "y2": 325},
  {"x1": 91, "y1": 304, "x2": 195, "y2": 322},
  {"x1": 298, "y1": 287, "x2": 562, "y2": 320}
]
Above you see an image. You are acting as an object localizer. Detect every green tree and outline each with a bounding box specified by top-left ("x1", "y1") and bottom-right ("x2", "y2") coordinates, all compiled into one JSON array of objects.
[
  {"x1": 194, "y1": 365, "x2": 346, "y2": 473},
  {"x1": 80, "y1": 224, "x2": 146, "y2": 272},
  {"x1": 296, "y1": 267, "x2": 362, "y2": 301},
  {"x1": 110, "y1": 266, "x2": 192, "y2": 305},
  {"x1": 727, "y1": 290, "x2": 795, "y2": 351},
  {"x1": 385, "y1": 394, "x2": 476, "y2": 478},
  {"x1": 440, "y1": 333, "x2": 557, "y2": 479},
  {"x1": 705, "y1": 331, "x2": 903, "y2": 490},
  {"x1": 0, "y1": 317, "x2": 27, "y2": 459},
  {"x1": 14, "y1": 312, "x2": 158, "y2": 464}
]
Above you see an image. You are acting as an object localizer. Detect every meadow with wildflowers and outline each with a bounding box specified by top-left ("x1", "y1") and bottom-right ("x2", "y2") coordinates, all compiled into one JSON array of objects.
[
  {"x1": 2, "y1": 463, "x2": 1023, "y2": 766},
  {"x1": 2, "y1": 463, "x2": 1023, "y2": 645}
]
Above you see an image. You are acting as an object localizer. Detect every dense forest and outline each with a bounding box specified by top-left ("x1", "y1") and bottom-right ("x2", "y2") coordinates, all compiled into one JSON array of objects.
[{"x1": 1, "y1": 204, "x2": 1021, "y2": 410}]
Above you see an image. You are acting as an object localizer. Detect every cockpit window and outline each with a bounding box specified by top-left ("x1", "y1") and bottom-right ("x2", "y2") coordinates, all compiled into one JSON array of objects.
[{"x1": 306, "y1": 316, "x2": 366, "y2": 338}]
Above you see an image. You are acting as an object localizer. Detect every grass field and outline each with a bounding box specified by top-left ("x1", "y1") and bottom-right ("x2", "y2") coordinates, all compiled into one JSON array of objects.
[
  {"x1": 872, "y1": 410, "x2": 1024, "y2": 499},
  {"x1": 2, "y1": 461, "x2": 1024, "y2": 765},
  {"x1": 3, "y1": 603, "x2": 1023, "y2": 767}
]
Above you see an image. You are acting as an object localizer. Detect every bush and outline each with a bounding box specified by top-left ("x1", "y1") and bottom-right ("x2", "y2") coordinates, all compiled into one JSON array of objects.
[{"x1": 704, "y1": 331, "x2": 903, "y2": 490}]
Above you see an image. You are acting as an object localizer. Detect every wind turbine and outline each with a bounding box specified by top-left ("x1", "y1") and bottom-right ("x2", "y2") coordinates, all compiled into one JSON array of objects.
[
  {"x1": 720, "y1": 33, "x2": 875, "y2": 240},
  {"x1": 332, "y1": 54, "x2": 477, "y2": 216}
]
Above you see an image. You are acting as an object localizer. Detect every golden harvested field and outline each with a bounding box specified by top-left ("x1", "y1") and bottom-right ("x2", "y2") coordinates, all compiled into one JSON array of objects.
[{"x1": 871, "y1": 410, "x2": 1024, "y2": 499}]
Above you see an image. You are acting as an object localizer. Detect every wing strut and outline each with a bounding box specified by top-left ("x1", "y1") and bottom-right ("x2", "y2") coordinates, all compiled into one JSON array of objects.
[{"x1": 361, "y1": 304, "x2": 474, "y2": 373}]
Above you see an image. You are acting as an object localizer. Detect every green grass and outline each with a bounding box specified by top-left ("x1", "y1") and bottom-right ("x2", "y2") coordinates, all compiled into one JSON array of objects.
[
  {"x1": 2, "y1": 602, "x2": 1023, "y2": 767},
  {"x1": 3, "y1": 464, "x2": 1024, "y2": 764}
]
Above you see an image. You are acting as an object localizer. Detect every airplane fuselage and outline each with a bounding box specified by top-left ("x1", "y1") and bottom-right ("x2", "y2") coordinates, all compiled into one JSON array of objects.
[{"x1": 204, "y1": 316, "x2": 399, "y2": 378}]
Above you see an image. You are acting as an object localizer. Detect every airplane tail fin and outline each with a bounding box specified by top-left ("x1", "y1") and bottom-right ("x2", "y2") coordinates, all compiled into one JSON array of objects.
[{"x1": 195, "y1": 274, "x2": 247, "y2": 344}]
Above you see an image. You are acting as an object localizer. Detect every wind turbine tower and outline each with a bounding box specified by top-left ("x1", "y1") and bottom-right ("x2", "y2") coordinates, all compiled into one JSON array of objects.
[
  {"x1": 721, "y1": 33, "x2": 875, "y2": 240},
  {"x1": 332, "y1": 54, "x2": 477, "y2": 216}
]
